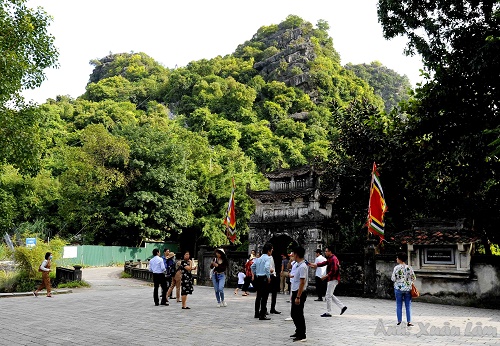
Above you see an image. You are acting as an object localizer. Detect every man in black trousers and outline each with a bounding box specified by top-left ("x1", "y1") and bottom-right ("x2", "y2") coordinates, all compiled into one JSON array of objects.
[
  {"x1": 289, "y1": 246, "x2": 308, "y2": 342},
  {"x1": 148, "y1": 248, "x2": 168, "y2": 306},
  {"x1": 251, "y1": 242, "x2": 273, "y2": 320}
]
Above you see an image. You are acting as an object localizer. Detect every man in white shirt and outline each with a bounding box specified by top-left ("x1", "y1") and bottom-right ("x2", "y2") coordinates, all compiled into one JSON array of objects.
[
  {"x1": 314, "y1": 249, "x2": 327, "y2": 301},
  {"x1": 289, "y1": 246, "x2": 308, "y2": 342},
  {"x1": 149, "y1": 248, "x2": 168, "y2": 306}
]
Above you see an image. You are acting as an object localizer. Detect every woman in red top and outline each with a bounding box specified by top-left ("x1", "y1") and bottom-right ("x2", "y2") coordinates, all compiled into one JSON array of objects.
[{"x1": 241, "y1": 252, "x2": 255, "y2": 296}]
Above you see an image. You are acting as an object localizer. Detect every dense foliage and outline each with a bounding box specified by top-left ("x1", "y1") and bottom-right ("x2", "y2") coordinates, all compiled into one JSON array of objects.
[
  {"x1": 376, "y1": 0, "x2": 500, "y2": 247},
  {"x1": 344, "y1": 61, "x2": 412, "y2": 113},
  {"x1": 1, "y1": 7, "x2": 498, "y2": 252},
  {"x1": 0, "y1": 0, "x2": 58, "y2": 175}
]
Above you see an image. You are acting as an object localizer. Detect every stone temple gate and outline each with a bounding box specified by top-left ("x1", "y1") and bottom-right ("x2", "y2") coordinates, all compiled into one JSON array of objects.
[{"x1": 247, "y1": 166, "x2": 339, "y2": 279}]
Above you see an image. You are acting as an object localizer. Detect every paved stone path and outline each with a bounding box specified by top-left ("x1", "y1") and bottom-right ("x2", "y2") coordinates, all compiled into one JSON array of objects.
[{"x1": 2, "y1": 267, "x2": 499, "y2": 345}]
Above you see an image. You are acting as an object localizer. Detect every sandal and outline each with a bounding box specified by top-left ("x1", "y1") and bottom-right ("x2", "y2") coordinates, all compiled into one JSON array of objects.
[
  {"x1": 242, "y1": 293, "x2": 249, "y2": 296},
  {"x1": 182, "y1": 306, "x2": 190, "y2": 309}
]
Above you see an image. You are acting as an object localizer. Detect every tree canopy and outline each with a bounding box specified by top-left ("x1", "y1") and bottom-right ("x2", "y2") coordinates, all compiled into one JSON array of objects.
[{"x1": 8, "y1": 9, "x2": 497, "y2": 252}]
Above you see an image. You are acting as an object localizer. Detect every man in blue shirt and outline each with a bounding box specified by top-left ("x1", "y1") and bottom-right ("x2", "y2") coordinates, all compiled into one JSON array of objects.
[
  {"x1": 251, "y1": 242, "x2": 273, "y2": 320},
  {"x1": 149, "y1": 248, "x2": 168, "y2": 306}
]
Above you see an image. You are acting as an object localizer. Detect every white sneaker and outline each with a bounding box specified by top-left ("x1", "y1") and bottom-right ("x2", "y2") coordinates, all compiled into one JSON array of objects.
[
  {"x1": 285, "y1": 317, "x2": 293, "y2": 321},
  {"x1": 222, "y1": 301, "x2": 227, "y2": 307},
  {"x1": 217, "y1": 303, "x2": 221, "y2": 307}
]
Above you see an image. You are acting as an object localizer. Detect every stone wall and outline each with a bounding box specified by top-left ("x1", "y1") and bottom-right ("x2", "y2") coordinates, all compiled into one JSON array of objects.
[{"x1": 375, "y1": 254, "x2": 500, "y2": 308}]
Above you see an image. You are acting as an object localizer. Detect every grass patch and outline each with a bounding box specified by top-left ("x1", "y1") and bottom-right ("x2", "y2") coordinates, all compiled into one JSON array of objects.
[
  {"x1": 57, "y1": 280, "x2": 91, "y2": 288},
  {"x1": 120, "y1": 272, "x2": 132, "y2": 278},
  {"x1": 0, "y1": 270, "x2": 18, "y2": 293}
]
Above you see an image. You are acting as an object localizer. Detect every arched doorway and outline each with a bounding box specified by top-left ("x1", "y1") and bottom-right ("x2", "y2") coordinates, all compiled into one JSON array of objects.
[{"x1": 269, "y1": 234, "x2": 297, "y2": 277}]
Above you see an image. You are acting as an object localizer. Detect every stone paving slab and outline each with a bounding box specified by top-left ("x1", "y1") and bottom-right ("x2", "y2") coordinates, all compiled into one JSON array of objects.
[
  {"x1": 0, "y1": 289, "x2": 72, "y2": 298},
  {"x1": 2, "y1": 267, "x2": 499, "y2": 346}
]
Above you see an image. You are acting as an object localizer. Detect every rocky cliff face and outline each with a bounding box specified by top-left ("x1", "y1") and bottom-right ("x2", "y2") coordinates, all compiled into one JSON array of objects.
[{"x1": 252, "y1": 27, "x2": 317, "y2": 99}]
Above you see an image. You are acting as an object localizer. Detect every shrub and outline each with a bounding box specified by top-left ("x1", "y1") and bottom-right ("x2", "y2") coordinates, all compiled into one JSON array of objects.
[
  {"x1": 0, "y1": 244, "x2": 11, "y2": 260},
  {"x1": 57, "y1": 280, "x2": 91, "y2": 288},
  {"x1": 13, "y1": 236, "x2": 65, "y2": 279},
  {"x1": 120, "y1": 272, "x2": 132, "y2": 279},
  {"x1": 0, "y1": 270, "x2": 17, "y2": 293},
  {"x1": 13, "y1": 271, "x2": 39, "y2": 292}
]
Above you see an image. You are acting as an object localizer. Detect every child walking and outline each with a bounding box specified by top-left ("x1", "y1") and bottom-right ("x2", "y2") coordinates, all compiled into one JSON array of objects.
[{"x1": 234, "y1": 268, "x2": 245, "y2": 295}]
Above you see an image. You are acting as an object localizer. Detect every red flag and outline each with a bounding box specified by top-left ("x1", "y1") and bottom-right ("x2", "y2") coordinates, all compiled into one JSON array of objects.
[
  {"x1": 366, "y1": 162, "x2": 388, "y2": 240},
  {"x1": 223, "y1": 178, "x2": 237, "y2": 243}
]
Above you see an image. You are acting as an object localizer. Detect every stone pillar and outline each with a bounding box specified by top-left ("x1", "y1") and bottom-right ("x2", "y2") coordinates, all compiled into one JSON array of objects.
[
  {"x1": 197, "y1": 245, "x2": 208, "y2": 284},
  {"x1": 364, "y1": 239, "x2": 378, "y2": 297}
]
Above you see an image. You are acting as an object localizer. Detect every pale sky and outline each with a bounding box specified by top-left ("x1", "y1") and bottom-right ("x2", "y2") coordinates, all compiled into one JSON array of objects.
[{"x1": 23, "y1": 0, "x2": 424, "y2": 104}]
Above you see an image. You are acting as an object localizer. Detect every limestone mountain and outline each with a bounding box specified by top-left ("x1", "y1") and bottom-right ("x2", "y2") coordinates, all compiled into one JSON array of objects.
[{"x1": 233, "y1": 15, "x2": 383, "y2": 109}]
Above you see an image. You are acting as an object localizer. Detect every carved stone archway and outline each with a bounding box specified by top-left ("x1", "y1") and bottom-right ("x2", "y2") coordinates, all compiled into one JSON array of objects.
[{"x1": 247, "y1": 166, "x2": 339, "y2": 281}]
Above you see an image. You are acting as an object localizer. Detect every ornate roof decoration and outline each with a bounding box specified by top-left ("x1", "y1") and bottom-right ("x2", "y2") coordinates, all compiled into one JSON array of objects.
[
  {"x1": 264, "y1": 165, "x2": 322, "y2": 179},
  {"x1": 392, "y1": 219, "x2": 481, "y2": 245},
  {"x1": 247, "y1": 188, "x2": 337, "y2": 202}
]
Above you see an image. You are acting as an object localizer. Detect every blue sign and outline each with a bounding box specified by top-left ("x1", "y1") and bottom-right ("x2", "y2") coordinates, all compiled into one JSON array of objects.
[{"x1": 26, "y1": 238, "x2": 36, "y2": 247}]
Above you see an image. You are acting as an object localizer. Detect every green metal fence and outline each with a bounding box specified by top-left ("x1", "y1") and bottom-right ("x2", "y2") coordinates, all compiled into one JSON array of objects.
[{"x1": 59, "y1": 242, "x2": 179, "y2": 267}]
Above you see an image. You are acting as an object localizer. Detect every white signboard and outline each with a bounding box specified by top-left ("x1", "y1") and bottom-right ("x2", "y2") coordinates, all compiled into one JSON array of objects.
[{"x1": 63, "y1": 246, "x2": 78, "y2": 258}]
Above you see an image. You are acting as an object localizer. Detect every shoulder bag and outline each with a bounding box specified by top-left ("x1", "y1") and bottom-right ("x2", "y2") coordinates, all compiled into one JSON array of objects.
[{"x1": 411, "y1": 282, "x2": 420, "y2": 298}]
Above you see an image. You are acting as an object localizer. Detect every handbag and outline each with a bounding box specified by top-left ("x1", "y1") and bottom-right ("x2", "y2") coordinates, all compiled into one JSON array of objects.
[{"x1": 411, "y1": 283, "x2": 420, "y2": 298}]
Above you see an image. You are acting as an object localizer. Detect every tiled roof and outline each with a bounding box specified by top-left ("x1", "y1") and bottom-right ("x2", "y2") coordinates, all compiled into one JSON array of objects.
[
  {"x1": 264, "y1": 165, "x2": 323, "y2": 179},
  {"x1": 392, "y1": 228, "x2": 481, "y2": 245}
]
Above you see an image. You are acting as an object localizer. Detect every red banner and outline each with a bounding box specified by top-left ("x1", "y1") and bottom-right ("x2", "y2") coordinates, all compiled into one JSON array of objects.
[{"x1": 366, "y1": 163, "x2": 387, "y2": 240}]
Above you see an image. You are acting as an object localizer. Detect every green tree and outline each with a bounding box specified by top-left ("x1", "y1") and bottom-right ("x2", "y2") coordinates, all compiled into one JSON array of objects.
[
  {"x1": 377, "y1": 0, "x2": 500, "y2": 245},
  {"x1": 0, "y1": 1, "x2": 58, "y2": 174},
  {"x1": 345, "y1": 61, "x2": 412, "y2": 113},
  {"x1": 55, "y1": 124, "x2": 130, "y2": 241},
  {"x1": 0, "y1": 0, "x2": 58, "y2": 103}
]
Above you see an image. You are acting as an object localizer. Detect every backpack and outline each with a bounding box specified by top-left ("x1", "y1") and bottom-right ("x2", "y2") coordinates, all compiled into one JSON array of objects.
[{"x1": 165, "y1": 258, "x2": 175, "y2": 277}]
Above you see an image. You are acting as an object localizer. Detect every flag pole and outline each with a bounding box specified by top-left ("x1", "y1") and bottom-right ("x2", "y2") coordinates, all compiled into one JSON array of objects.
[{"x1": 366, "y1": 162, "x2": 376, "y2": 240}]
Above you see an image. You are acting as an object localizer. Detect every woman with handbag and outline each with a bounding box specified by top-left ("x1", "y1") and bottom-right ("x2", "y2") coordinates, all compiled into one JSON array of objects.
[
  {"x1": 210, "y1": 248, "x2": 228, "y2": 307},
  {"x1": 391, "y1": 252, "x2": 416, "y2": 326},
  {"x1": 180, "y1": 251, "x2": 197, "y2": 309},
  {"x1": 34, "y1": 252, "x2": 53, "y2": 297}
]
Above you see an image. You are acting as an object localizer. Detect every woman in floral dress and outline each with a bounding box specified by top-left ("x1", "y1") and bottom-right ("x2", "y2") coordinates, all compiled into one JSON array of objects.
[
  {"x1": 180, "y1": 250, "x2": 197, "y2": 309},
  {"x1": 391, "y1": 252, "x2": 416, "y2": 326}
]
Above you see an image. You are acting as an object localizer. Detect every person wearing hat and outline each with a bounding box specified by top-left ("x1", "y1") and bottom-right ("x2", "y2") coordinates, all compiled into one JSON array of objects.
[
  {"x1": 210, "y1": 248, "x2": 229, "y2": 307},
  {"x1": 163, "y1": 248, "x2": 176, "y2": 300}
]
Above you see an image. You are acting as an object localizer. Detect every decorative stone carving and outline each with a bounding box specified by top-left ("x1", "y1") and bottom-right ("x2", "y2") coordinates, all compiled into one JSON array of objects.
[{"x1": 247, "y1": 166, "x2": 339, "y2": 279}]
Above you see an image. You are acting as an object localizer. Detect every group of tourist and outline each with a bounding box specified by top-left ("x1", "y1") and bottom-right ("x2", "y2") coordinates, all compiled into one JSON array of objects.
[
  {"x1": 148, "y1": 248, "x2": 197, "y2": 309},
  {"x1": 145, "y1": 244, "x2": 415, "y2": 343},
  {"x1": 32, "y1": 243, "x2": 416, "y2": 342}
]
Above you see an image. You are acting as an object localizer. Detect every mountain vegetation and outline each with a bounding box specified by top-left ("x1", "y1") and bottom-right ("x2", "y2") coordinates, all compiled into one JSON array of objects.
[{"x1": 1, "y1": 2, "x2": 499, "y2": 253}]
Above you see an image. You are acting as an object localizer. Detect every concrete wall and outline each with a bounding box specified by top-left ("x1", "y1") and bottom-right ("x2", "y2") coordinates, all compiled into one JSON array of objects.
[{"x1": 375, "y1": 255, "x2": 500, "y2": 308}]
